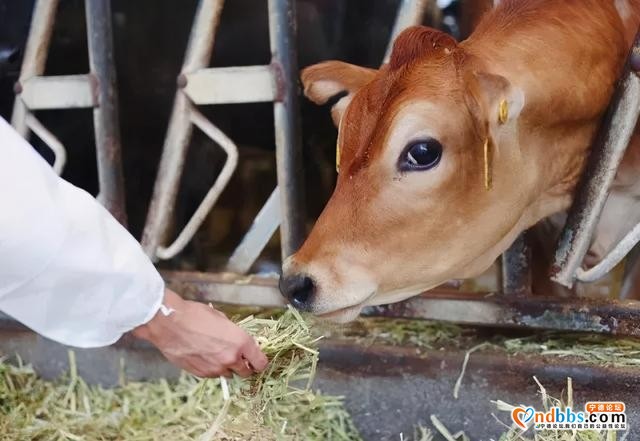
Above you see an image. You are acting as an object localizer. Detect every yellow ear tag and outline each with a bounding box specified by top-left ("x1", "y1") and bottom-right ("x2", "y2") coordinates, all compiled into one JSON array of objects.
[
  {"x1": 483, "y1": 138, "x2": 492, "y2": 190},
  {"x1": 498, "y1": 99, "x2": 509, "y2": 124},
  {"x1": 336, "y1": 117, "x2": 344, "y2": 173}
]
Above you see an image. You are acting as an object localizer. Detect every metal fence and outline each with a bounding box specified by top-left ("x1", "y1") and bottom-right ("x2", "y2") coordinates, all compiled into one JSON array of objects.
[
  {"x1": 12, "y1": 0, "x2": 127, "y2": 225},
  {"x1": 10, "y1": 0, "x2": 640, "y2": 338}
]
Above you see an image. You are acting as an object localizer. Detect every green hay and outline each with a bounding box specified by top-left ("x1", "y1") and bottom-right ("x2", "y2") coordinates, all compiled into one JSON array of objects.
[
  {"x1": 314, "y1": 316, "x2": 464, "y2": 350},
  {"x1": 320, "y1": 315, "x2": 640, "y2": 369},
  {"x1": 3, "y1": 307, "x2": 637, "y2": 441},
  {"x1": 0, "y1": 307, "x2": 361, "y2": 441},
  {"x1": 500, "y1": 333, "x2": 640, "y2": 368}
]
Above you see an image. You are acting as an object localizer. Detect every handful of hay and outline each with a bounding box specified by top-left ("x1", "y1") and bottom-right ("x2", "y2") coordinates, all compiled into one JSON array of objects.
[{"x1": 0, "y1": 307, "x2": 361, "y2": 441}]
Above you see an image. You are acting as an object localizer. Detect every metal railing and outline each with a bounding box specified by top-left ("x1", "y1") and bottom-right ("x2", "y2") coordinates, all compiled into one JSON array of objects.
[
  {"x1": 11, "y1": 0, "x2": 127, "y2": 225},
  {"x1": 551, "y1": 32, "x2": 640, "y2": 289},
  {"x1": 140, "y1": 0, "x2": 305, "y2": 269},
  {"x1": 9, "y1": 0, "x2": 640, "y2": 337}
]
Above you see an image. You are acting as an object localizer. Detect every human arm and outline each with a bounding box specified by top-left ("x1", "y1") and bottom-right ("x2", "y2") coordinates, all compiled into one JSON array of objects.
[{"x1": 0, "y1": 117, "x2": 266, "y2": 376}]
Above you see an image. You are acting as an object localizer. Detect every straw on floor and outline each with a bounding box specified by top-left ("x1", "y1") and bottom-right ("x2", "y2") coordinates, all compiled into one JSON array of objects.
[{"x1": 0, "y1": 307, "x2": 361, "y2": 441}]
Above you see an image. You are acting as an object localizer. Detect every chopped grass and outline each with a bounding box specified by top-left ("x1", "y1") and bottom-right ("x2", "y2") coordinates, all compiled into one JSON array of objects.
[
  {"x1": 313, "y1": 316, "x2": 464, "y2": 350},
  {"x1": 2, "y1": 307, "x2": 637, "y2": 441},
  {"x1": 0, "y1": 307, "x2": 361, "y2": 441},
  {"x1": 500, "y1": 333, "x2": 640, "y2": 368},
  {"x1": 318, "y1": 315, "x2": 640, "y2": 369}
]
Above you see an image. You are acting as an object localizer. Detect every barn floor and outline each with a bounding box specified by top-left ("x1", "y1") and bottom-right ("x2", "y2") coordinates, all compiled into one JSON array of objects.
[{"x1": 0, "y1": 316, "x2": 637, "y2": 441}]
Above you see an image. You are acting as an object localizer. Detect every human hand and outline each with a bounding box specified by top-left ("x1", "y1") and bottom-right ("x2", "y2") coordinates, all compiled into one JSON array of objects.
[{"x1": 132, "y1": 289, "x2": 268, "y2": 378}]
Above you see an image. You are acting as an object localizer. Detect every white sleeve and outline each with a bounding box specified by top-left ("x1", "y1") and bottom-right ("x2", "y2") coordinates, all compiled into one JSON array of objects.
[{"x1": 0, "y1": 117, "x2": 164, "y2": 348}]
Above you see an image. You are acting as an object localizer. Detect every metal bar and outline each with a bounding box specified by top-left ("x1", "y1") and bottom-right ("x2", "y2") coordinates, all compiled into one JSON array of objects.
[
  {"x1": 11, "y1": 0, "x2": 60, "y2": 137},
  {"x1": 576, "y1": 221, "x2": 640, "y2": 283},
  {"x1": 364, "y1": 290, "x2": 640, "y2": 337},
  {"x1": 20, "y1": 74, "x2": 97, "y2": 109},
  {"x1": 163, "y1": 270, "x2": 284, "y2": 307},
  {"x1": 25, "y1": 113, "x2": 66, "y2": 175},
  {"x1": 383, "y1": 0, "x2": 431, "y2": 63},
  {"x1": 551, "y1": 31, "x2": 640, "y2": 288},
  {"x1": 227, "y1": 187, "x2": 282, "y2": 274},
  {"x1": 86, "y1": 0, "x2": 127, "y2": 225},
  {"x1": 268, "y1": 0, "x2": 305, "y2": 260},
  {"x1": 161, "y1": 269, "x2": 640, "y2": 337},
  {"x1": 501, "y1": 232, "x2": 532, "y2": 295},
  {"x1": 156, "y1": 105, "x2": 239, "y2": 260},
  {"x1": 142, "y1": 0, "x2": 225, "y2": 259},
  {"x1": 183, "y1": 65, "x2": 277, "y2": 105}
]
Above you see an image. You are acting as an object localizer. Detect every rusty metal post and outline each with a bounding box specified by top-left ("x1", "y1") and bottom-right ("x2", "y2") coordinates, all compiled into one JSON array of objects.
[
  {"x1": 501, "y1": 232, "x2": 532, "y2": 295},
  {"x1": 85, "y1": 0, "x2": 127, "y2": 225},
  {"x1": 268, "y1": 0, "x2": 305, "y2": 259},
  {"x1": 551, "y1": 32, "x2": 640, "y2": 288},
  {"x1": 141, "y1": 0, "x2": 225, "y2": 258},
  {"x1": 11, "y1": 0, "x2": 59, "y2": 137}
]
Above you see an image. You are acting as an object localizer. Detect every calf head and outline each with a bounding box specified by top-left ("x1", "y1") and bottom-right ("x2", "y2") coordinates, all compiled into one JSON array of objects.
[{"x1": 281, "y1": 26, "x2": 533, "y2": 321}]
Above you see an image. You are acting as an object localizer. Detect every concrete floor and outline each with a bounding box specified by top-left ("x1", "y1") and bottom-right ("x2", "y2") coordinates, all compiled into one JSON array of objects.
[{"x1": 317, "y1": 341, "x2": 639, "y2": 440}]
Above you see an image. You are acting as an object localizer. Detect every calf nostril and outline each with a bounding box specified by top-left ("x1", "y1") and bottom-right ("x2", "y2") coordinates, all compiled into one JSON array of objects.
[{"x1": 279, "y1": 274, "x2": 316, "y2": 310}]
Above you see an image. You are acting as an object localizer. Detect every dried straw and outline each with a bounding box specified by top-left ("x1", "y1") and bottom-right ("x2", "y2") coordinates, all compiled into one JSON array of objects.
[{"x1": 0, "y1": 307, "x2": 361, "y2": 441}]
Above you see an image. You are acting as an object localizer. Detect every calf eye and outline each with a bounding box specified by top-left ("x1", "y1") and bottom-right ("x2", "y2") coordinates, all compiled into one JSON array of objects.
[{"x1": 400, "y1": 138, "x2": 443, "y2": 171}]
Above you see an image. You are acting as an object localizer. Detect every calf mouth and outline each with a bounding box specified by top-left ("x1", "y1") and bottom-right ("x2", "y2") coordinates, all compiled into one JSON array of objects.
[
  {"x1": 312, "y1": 290, "x2": 377, "y2": 323},
  {"x1": 315, "y1": 304, "x2": 364, "y2": 323}
]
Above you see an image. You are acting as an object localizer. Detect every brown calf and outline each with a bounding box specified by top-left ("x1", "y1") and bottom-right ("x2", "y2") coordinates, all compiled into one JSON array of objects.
[{"x1": 280, "y1": 0, "x2": 640, "y2": 321}]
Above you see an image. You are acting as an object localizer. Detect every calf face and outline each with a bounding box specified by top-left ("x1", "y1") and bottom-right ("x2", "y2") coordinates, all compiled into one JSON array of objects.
[{"x1": 280, "y1": 26, "x2": 532, "y2": 321}]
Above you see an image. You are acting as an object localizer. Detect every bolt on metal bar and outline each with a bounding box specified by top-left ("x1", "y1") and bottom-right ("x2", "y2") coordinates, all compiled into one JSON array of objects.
[
  {"x1": 268, "y1": 0, "x2": 305, "y2": 260},
  {"x1": 141, "y1": 0, "x2": 225, "y2": 259},
  {"x1": 11, "y1": 0, "x2": 60, "y2": 137},
  {"x1": 156, "y1": 104, "x2": 239, "y2": 260},
  {"x1": 551, "y1": 31, "x2": 640, "y2": 288},
  {"x1": 383, "y1": 0, "x2": 432, "y2": 63},
  {"x1": 501, "y1": 232, "x2": 532, "y2": 295},
  {"x1": 86, "y1": 0, "x2": 127, "y2": 225}
]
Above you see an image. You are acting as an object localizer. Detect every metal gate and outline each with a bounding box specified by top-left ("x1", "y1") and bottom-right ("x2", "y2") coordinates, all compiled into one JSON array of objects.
[{"x1": 8, "y1": 0, "x2": 640, "y2": 339}]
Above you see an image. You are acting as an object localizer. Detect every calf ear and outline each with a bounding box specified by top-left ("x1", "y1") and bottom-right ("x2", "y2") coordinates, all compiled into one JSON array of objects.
[
  {"x1": 464, "y1": 71, "x2": 525, "y2": 189},
  {"x1": 301, "y1": 61, "x2": 377, "y2": 126},
  {"x1": 464, "y1": 71, "x2": 525, "y2": 134}
]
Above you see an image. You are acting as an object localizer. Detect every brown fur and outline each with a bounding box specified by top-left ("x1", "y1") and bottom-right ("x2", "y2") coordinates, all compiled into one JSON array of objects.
[{"x1": 284, "y1": 0, "x2": 640, "y2": 319}]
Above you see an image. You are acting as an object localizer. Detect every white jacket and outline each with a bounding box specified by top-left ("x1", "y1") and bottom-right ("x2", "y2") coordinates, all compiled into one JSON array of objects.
[{"x1": 0, "y1": 117, "x2": 163, "y2": 348}]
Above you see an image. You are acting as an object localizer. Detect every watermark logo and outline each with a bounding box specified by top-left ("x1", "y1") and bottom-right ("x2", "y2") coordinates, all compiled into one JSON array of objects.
[
  {"x1": 511, "y1": 402, "x2": 626, "y2": 431},
  {"x1": 512, "y1": 407, "x2": 535, "y2": 429}
]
